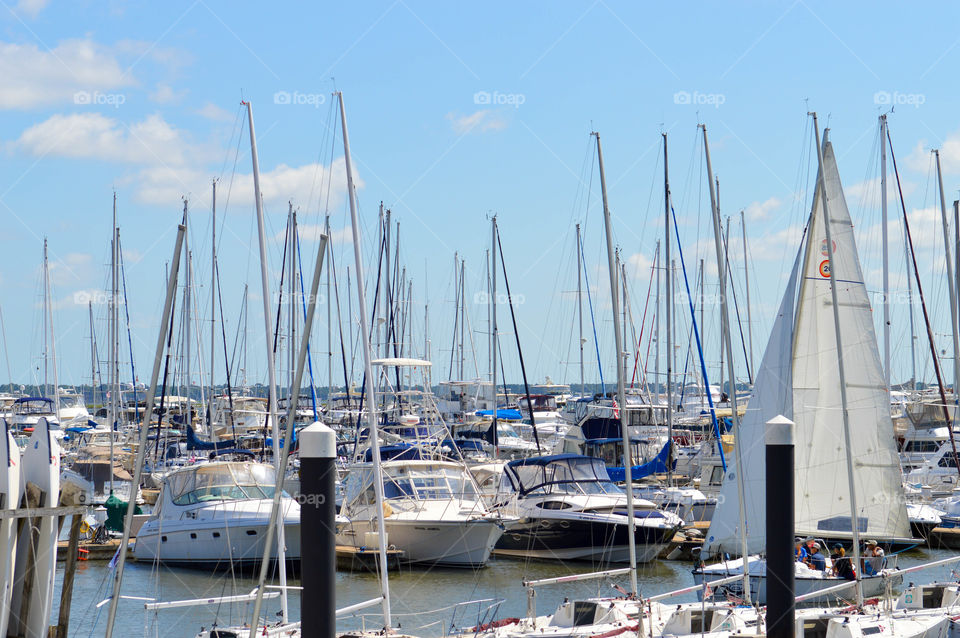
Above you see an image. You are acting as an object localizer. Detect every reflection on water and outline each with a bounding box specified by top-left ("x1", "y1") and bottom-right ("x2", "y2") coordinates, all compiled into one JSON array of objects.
[{"x1": 54, "y1": 547, "x2": 960, "y2": 637}]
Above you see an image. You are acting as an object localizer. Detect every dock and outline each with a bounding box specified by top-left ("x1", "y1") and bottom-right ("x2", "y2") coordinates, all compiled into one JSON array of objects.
[
  {"x1": 56, "y1": 538, "x2": 133, "y2": 562},
  {"x1": 335, "y1": 545, "x2": 405, "y2": 572}
]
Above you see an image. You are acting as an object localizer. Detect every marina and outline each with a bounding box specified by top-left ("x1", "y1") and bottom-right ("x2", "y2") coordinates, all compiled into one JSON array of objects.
[{"x1": 5, "y1": 3, "x2": 960, "y2": 638}]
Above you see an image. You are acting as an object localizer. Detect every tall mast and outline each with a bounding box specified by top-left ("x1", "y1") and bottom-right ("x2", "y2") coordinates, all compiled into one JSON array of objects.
[
  {"x1": 577, "y1": 224, "x2": 585, "y2": 397},
  {"x1": 593, "y1": 131, "x2": 638, "y2": 594},
  {"x1": 663, "y1": 133, "x2": 674, "y2": 484},
  {"x1": 44, "y1": 239, "x2": 60, "y2": 421},
  {"x1": 210, "y1": 179, "x2": 217, "y2": 432},
  {"x1": 880, "y1": 116, "x2": 891, "y2": 389},
  {"x1": 491, "y1": 217, "x2": 499, "y2": 456},
  {"x1": 620, "y1": 251, "x2": 629, "y2": 388},
  {"x1": 740, "y1": 210, "x2": 754, "y2": 383},
  {"x1": 89, "y1": 301, "x2": 97, "y2": 407},
  {"x1": 242, "y1": 100, "x2": 289, "y2": 631},
  {"x1": 654, "y1": 240, "x2": 660, "y2": 404},
  {"x1": 110, "y1": 195, "x2": 120, "y2": 491},
  {"x1": 811, "y1": 114, "x2": 863, "y2": 607},
  {"x1": 701, "y1": 124, "x2": 749, "y2": 602},
  {"x1": 904, "y1": 215, "x2": 917, "y2": 390},
  {"x1": 184, "y1": 202, "x2": 191, "y2": 416},
  {"x1": 326, "y1": 216, "x2": 333, "y2": 404},
  {"x1": 936, "y1": 149, "x2": 960, "y2": 404},
  {"x1": 337, "y1": 91, "x2": 392, "y2": 629}
]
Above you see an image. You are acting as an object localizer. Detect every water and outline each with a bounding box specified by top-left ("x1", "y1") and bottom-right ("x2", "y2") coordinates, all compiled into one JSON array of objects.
[{"x1": 54, "y1": 546, "x2": 960, "y2": 637}]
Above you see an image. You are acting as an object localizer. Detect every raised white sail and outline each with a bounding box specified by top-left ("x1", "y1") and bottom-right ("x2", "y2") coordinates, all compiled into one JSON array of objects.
[{"x1": 704, "y1": 132, "x2": 910, "y2": 556}]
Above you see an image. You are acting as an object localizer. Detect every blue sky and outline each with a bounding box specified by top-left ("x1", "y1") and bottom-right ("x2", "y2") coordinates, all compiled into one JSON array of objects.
[{"x1": 1, "y1": 0, "x2": 959, "y2": 391}]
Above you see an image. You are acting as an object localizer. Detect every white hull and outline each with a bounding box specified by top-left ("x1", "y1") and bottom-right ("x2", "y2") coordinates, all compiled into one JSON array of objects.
[
  {"x1": 10, "y1": 418, "x2": 59, "y2": 638},
  {"x1": 338, "y1": 517, "x2": 502, "y2": 567},
  {"x1": 135, "y1": 518, "x2": 301, "y2": 567}
]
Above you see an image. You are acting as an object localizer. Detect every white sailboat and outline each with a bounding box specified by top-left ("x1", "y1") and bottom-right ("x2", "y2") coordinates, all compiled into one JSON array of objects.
[
  {"x1": 10, "y1": 416, "x2": 60, "y2": 638},
  {"x1": 0, "y1": 418, "x2": 20, "y2": 638},
  {"x1": 700, "y1": 125, "x2": 910, "y2": 601}
]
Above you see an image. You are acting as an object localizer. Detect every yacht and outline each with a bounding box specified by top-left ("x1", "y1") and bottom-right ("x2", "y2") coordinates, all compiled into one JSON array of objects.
[
  {"x1": 491, "y1": 454, "x2": 683, "y2": 563},
  {"x1": 337, "y1": 458, "x2": 504, "y2": 568},
  {"x1": 134, "y1": 461, "x2": 300, "y2": 568}
]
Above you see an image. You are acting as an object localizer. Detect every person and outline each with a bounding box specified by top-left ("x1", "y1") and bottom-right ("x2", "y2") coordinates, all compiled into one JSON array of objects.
[
  {"x1": 863, "y1": 540, "x2": 885, "y2": 575},
  {"x1": 795, "y1": 537, "x2": 808, "y2": 563},
  {"x1": 830, "y1": 544, "x2": 855, "y2": 580},
  {"x1": 806, "y1": 541, "x2": 826, "y2": 571}
]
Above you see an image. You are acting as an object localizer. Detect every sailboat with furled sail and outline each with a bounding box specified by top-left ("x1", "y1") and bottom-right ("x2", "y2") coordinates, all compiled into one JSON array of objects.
[{"x1": 696, "y1": 117, "x2": 910, "y2": 603}]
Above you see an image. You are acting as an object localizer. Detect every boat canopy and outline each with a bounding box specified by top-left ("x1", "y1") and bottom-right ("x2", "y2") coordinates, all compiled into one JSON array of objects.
[
  {"x1": 165, "y1": 462, "x2": 278, "y2": 505},
  {"x1": 474, "y1": 408, "x2": 522, "y2": 420},
  {"x1": 505, "y1": 454, "x2": 619, "y2": 496}
]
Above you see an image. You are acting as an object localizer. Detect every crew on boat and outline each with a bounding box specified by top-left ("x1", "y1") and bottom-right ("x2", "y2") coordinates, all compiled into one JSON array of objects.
[{"x1": 830, "y1": 544, "x2": 856, "y2": 580}]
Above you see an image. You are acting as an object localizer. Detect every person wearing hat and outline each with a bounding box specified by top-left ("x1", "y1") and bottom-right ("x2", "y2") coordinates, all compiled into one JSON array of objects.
[
  {"x1": 862, "y1": 540, "x2": 884, "y2": 575},
  {"x1": 806, "y1": 541, "x2": 826, "y2": 571},
  {"x1": 795, "y1": 537, "x2": 808, "y2": 563},
  {"x1": 830, "y1": 544, "x2": 855, "y2": 580}
]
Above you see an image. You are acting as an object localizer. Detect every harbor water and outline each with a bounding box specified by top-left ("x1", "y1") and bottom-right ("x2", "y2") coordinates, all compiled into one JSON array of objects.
[{"x1": 55, "y1": 546, "x2": 960, "y2": 637}]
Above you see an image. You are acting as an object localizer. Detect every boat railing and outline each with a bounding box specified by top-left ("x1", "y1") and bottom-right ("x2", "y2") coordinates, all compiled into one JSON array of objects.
[{"x1": 446, "y1": 597, "x2": 505, "y2": 636}]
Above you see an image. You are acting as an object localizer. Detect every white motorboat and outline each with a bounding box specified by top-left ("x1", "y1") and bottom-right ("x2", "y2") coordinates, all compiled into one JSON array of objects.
[
  {"x1": 337, "y1": 458, "x2": 504, "y2": 567},
  {"x1": 134, "y1": 461, "x2": 300, "y2": 568}
]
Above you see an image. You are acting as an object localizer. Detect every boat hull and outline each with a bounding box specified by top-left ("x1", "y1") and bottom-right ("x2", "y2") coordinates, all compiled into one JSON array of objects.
[
  {"x1": 338, "y1": 517, "x2": 502, "y2": 568},
  {"x1": 493, "y1": 516, "x2": 675, "y2": 564}
]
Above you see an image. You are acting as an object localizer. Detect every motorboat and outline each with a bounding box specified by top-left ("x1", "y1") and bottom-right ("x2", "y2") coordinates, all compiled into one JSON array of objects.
[{"x1": 134, "y1": 461, "x2": 300, "y2": 568}]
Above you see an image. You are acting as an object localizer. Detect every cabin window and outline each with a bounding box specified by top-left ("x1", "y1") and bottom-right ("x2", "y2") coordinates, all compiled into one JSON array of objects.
[
  {"x1": 572, "y1": 602, "x2": 597, "y2": 627},
  {"x1": 939, "y1": 455, "x2": 959, "y2": 468},
  {"x1": 246, "y1": 530, "x2": 257, "y2": 536},
  {"x1": 190, "y1": 533, "x2": 197, "y2": 539},
  {"x1": 213, "y1": 532, "x2": 221, "y2": 538},
  {"x1": 161, "y1": 536, "x2": 167, "y2": 543}
]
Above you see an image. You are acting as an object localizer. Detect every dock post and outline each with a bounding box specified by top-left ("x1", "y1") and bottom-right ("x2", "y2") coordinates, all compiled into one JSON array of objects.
[
  {"x1": 300, "y1": 421, "x2": 337, "y2": 638},
  {"x1": 766, "y1": 415, "x2": 795, "y2": 638}
]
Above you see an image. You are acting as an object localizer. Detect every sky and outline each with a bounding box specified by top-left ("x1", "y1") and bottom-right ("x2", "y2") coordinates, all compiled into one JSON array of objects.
[{"x1": 1, "y1": 0, "x2": 960, "y2": 392}]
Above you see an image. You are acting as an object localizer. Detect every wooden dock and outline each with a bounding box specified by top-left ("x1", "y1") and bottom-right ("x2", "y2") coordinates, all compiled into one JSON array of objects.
[
  {"x1": 56, "y1": 538, "x2": 133, "y2": 562},
  {"x1": 336, "y1": 545, "x2": 405, "y2": 572}
]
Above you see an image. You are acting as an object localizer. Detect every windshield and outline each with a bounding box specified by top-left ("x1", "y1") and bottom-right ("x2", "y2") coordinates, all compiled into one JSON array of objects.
[
  {"x1": 382, "y1": 465, "x2": 478, "y2": 501},
  {"x1": 169, "y1": 462, "x2": 281, "y2": 505},
  {"x1": 510, "y1": 457, "x2": 620, "y2": 496}
]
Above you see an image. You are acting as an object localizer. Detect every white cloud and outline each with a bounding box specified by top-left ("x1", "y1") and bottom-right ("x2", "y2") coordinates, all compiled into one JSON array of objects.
[
  {"x1": 132, "y1": 157, "x2": 359, "y2": 209},
  {"x1": 446, "y1": 109, "x2": 508, "y2": 134},
  {"x1": 847, "y1": 175, "x2": 915, "y2": 203},
  {"x1": 149, "y1": 83, "x2": 186, "y2": 104},
  {"x1": 12, "y1": 112, "x2": 210, "y2": 166},
  {"x1": 905, "y1": 131, "x2": 960, "y2": 176},
  {"x1": 195, "y1": 102, "x2": 234, "y2": 122},
  {"x1": 743, "y1": 196, "x2": 780, "y2": 221},
  {"x1": 0, "y1": 39, "x2": 133, "y2": 109},
  {"x1": 16, "y1": 0, "x2": 48, "y2": 17}
]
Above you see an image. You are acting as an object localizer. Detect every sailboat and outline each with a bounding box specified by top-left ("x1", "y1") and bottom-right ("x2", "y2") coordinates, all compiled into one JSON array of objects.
[
  {"x1": 10, "y1": 416, "x2": 60, "y2": 638},
  {"x1": 697, "y1": 123, "x2": 910, "y2": 602}
]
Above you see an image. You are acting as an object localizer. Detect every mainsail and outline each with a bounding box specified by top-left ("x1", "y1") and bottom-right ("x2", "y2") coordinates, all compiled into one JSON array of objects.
[{"x1": 704, "y1": 132, "x2": 910, "y2": 556}]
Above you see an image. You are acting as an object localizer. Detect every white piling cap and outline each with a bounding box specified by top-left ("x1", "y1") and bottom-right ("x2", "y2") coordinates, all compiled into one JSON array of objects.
[
  {"x1": 765, "y1": 414, "x2": 794, "y2": 446},
  {"x1": 299, "y1": 421, "x2": 336, "y2": 459}
]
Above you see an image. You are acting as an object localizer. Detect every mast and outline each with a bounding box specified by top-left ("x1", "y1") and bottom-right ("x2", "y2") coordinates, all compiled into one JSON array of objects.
[
  {"x1": 242, "y1": 100, "x2": 289, "y2": 631},
  {"x1": 577, "y1": 224, "x2": 585, "y2": 397},
  {"x1": 654, "y1": 240, "x2": 660, "y2": 404},
  {"x1": 338, "y1": 91, "x2": 392, "y2": 629},
  {"x1": 620, "y1": 251, "x2": 629, "y2": 388},
  {"x1": 184, "y1": 203, "x2": 191, "y2": 421},
  {"x1": 89, "y1": 301, "x2": 97, "y2": 408},
  {"x1": 936, "y1": 149, "x2": 960, "y2": 407},
  {"x1": 880, "y1": 116, "x2": 891, "y2": 389},
  {"x1": 491, "y1": 217, "x2": 499, "y2": 456},
  {"x1": 905, "y1": 215, "x2": 917, "y2": 390},
  {"x1": 210, "y1": 180, "x2": 217, "y2": 432},
  {"x1": 110, "y1": 195, "x2": 120, "y2": 490},
  {"x1": 43, "y1": 239, "x2": 61, "y2": 423},
  {"x1": 327, "y1": 216, "x2": 333, "y2": 405},
  {"x1": 811, "y1": 114, "x2": 863, "y2": 607},
  {"x1": 740, "y1": 210, "x2": 754, "y2": 384},
  {"x1": 663, "y1": 134, "x2": 674, "y2": 484},
  {"x1": 593, "y1": 131, "x2": 638, "y2": 594},
  {"x1": 701, "y1": 124, "x2": 749, "y2": 602}
]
